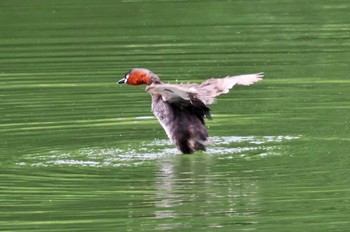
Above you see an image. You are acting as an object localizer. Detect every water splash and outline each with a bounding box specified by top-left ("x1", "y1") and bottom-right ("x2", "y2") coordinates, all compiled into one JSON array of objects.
[{"x1": 17, "y1": 135, "x2": 299, "y2": 167}]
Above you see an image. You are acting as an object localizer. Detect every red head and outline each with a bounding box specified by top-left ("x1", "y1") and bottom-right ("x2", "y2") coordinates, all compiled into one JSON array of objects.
[{"x1": 118, "y1": 68, "x2": 161, "y2": 85}]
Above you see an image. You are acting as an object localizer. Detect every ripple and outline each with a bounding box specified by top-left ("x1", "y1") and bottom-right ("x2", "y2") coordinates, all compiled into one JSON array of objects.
[{"x1": 17, "y1": 135, "x2": 299, "y2": 167}]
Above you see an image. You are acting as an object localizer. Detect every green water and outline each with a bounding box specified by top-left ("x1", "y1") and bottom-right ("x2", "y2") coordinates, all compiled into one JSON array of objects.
[{"x1": 1, "y1": 0, "x2": 350, "y2": 231}]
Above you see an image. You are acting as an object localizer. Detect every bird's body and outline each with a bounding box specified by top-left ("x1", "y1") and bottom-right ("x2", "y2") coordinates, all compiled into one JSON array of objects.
[{"x1": 118, "y1": 68, "x2": 263, "y2": 154}]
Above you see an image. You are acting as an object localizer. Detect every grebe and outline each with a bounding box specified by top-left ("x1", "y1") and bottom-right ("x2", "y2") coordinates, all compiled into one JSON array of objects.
[{"x1": 118, "y1": 68, "x2": 263, "y2": 154}]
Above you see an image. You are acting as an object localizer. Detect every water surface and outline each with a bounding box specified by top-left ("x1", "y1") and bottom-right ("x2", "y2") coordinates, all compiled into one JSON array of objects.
[{"x1": 1, "y1": 0, "x2": 350, "y2": 231}]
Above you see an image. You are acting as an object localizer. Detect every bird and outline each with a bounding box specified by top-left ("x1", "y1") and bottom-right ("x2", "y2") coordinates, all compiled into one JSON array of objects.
[{"x1": 118, "y1": 68, "x2": 263, "y2": 154}]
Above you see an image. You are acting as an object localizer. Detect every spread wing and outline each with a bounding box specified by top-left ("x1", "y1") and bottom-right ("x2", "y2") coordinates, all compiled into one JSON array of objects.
[
  {"x1": 146, "y1": 72, "x2": 263, "y2": 105},
  {"x1": 196, "y1": 73, "x2": 263, "y2": 104}
]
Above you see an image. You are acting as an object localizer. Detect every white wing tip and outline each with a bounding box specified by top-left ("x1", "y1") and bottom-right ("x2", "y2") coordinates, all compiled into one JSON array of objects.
[{"x1": 232, "y1": 72, "x2": 264, "y2": 86}]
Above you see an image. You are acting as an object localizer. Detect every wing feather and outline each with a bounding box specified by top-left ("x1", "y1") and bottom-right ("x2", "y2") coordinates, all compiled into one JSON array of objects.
[
  {"x1": 197, "y1": 73, "x2": 263, "y2": 104},
  {"x1": 146, "y1": 72, "x2": 263, "y2": 105},
  {"x1": 147, "y1": 84, "x2": 198, "y2": 103}
]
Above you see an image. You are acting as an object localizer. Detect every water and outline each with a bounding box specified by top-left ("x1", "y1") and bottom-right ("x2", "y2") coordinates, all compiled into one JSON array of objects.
[{"x1": 1, "y1": 0, "x2": 350, "y2": 231}]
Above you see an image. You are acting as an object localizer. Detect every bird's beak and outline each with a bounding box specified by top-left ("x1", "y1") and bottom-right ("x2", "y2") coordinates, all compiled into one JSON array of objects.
[{"x1": 117, "y1": 78, "x2": 126, "y2": 84}]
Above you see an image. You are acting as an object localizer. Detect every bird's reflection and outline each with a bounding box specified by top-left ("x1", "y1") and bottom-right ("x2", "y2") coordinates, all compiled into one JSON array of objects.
[{"x1": 153, "y1": 154, "x2": 260, "y2": 229}]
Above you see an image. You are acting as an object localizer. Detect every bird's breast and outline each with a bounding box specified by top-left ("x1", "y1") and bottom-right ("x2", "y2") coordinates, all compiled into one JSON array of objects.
[{"x1": 151, "y1": 95, "x2": 176, "y2": 141}]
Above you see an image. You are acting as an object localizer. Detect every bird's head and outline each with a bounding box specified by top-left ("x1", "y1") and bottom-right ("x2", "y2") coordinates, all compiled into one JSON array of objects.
[{"x1": 118, "y1": 68, "x2": 161, "y2": 85}]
